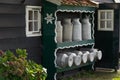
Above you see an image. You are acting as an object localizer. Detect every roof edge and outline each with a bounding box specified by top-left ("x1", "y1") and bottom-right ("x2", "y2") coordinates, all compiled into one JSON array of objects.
[{"x1": 46, "y1": 0, "x2": 99, "y2": 7}]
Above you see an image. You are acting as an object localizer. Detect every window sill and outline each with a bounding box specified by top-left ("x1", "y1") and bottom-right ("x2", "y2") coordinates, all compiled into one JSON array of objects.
[{"x1": 26, "y1": 33, "x2": 42, "y2": 37}]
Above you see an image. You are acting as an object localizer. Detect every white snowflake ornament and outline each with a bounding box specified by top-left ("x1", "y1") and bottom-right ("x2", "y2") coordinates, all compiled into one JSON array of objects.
[{"x1": 44, "y1": 13, "x2": 55, "y2": 24}]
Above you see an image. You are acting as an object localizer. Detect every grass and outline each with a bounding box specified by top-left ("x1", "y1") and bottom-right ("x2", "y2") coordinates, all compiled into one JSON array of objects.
[{"x1": 60, "y1": 69, "x2": 120, "y2": 80}]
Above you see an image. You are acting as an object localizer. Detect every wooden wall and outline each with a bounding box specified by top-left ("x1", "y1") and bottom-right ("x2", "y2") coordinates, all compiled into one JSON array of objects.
[
  {"x1": 0, "y1": 0, "x2": 42, "y2": 64},
  {"x1": 95, "y1": 3, "x2": 119, "y2": 69},
  {"x1": 0, "y1": 0, "x2": 41, "y2": 5}
]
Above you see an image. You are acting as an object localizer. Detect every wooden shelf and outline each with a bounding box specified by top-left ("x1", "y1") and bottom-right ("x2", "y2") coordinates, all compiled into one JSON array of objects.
[
  {"x1": 43, "y1": 1, "x2": 96, "y2": 79},
  {"x1": 56, "y1": 62, "x2": 94, "y2": 73},
  {"x1": 57, "y1": 39, "x2": 94, "y2": 48}
]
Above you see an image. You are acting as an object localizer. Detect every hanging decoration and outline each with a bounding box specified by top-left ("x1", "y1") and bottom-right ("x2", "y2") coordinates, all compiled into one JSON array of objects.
[{"x1": 44, "y1": 13, "x2": 55, "y2": 24}]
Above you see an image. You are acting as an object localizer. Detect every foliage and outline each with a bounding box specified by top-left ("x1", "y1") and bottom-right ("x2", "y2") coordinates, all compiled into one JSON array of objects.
[
  {"x1": 0, "y1": 49, "x2": 47, "y2": 80},
  {"x1": 26, "y1": 60, "x2": 47, "y2": 80}
]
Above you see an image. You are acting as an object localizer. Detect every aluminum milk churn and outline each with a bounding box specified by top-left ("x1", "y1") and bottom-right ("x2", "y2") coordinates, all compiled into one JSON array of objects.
[
  {"x1": 72, "y1": 18, "x2": 82, "y2": 41},
  {"x1": 62, "y1": 18, "x2": 73, "y2": 42},
  {"x1": 82, "y1": 15, "x2": 92, "y2": 40},
  {"x1": 56, "y1": 21, "x2": 63, "y2": 43}
]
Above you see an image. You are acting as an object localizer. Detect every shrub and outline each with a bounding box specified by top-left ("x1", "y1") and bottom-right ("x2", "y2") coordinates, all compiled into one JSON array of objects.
[{"x1": 0, "y1": 49, "x2": 47, "y2": 80}]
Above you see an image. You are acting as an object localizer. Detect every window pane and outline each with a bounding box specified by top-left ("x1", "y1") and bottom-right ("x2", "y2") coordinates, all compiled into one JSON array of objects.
[
  {"x1": 29, "y1": 11, "x2": 33, "y2": 20},
  {"x1": 100, "y1": 21, "x2": 105, "y2": 28},
  {"x1": 29, "y1": 22, "x2": 33, "y2": 31},
  {"x1": 100, "y1": 12, "x2": 105, "y2": 19},
  {"x1": 34, "y1": 22, "x2": 39, "y2": 31},
  {"x1": 107, "y1": 12, "x2": 112, "y2": 19},
  {"x1": 34, "y1": 11, "x2": 38, "y2": 20},
  {"x1": 107, "y1": 21, "x2": 112, "y2": 28}
]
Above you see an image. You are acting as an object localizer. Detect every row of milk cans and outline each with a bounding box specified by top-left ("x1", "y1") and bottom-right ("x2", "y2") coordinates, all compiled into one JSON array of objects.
[
  {"x1": 56, "y1": 49, "x2": 102, "y2": 68},
  {"x1": 56, "y1": 16, "x2": 92, "y2": 43}
]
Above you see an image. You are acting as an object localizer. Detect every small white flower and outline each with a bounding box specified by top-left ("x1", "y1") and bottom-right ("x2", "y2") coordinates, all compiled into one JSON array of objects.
[{"x1": 43, "y1": 67, "x2": 47, "y2": 73}]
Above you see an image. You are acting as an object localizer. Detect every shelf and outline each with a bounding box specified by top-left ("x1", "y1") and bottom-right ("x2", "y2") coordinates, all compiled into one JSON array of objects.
[
  {"x1": 57, "y1": 39, "x2": 94, "y2": 48},
  {"x1": 56, "y1": 62, "x2": 94, "y2": 73},
  {"x1": 43, "y1": 1, "x2": 97, "y2": 80}
]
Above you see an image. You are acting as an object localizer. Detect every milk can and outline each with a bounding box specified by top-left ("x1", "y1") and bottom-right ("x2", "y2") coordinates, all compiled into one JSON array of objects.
[
  {"x1": 96, "y1": 50, "x2": 102, "y2": 60},
  {"x1": 62, "y1": 18, "x2": 73, "y2": 42},
  {"x1": 90, "y1": 49, "x2": 102, "y2": 60},
  {"x1": 82, "y1": 15, "x2": 92, "y2": 40},
  {"x1": 68, "y1": 52, "x2": 81, "y2": 66},
  {"x1": 73, "y1": 51, "x2": 83, "y2": 66},
  {"x1": 56, "y1": 21, "x2": 63, "y2": 43},
  {"x1": 88, "y1": 52, "x2": 95, "y2": 62},
  {"x1": 56, "y1": 53, "x2": 68, "y2": 68},
  {"x1": 82, "y1": 51, "x2": 89, "y2": 63},
  {"x1": 72, "y1": 18, "x2": 82, "y2": 41},
  {"x1": 66, "y1": 52, "x2": 74, "y2": 67}
]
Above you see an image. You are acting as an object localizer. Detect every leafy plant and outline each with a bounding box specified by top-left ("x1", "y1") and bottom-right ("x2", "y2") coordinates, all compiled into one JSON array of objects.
[
  {"x1": 0, "y1": 49, "x2": 47, "y2": 80},
  {"x1": 26, "y1": 60, "x2": 47, "y2": 80}
]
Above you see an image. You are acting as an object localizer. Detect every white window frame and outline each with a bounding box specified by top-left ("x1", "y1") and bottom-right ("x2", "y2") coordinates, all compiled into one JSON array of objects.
[
  {"x1": 26, "y1": 6, "x2": 42, "y2": 37},
  {"x1": 98, "y1": 10, "x2": 114, "y2": 31}
]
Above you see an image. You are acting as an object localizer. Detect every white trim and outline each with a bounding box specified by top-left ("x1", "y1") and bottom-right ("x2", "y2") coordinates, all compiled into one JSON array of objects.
[
  {"x1": 26, "y1": 6, "x2": 42, "y2": 9},
  {"x1": 114, "y1": 0, "x2": 120, "y2": 3},
  {"x1": 98, "y1": 10, "x2": 114, "y2": 31},
  {"x1": 46, "y1": 0, "x2": 61, "y2": 5},
  {"x1": 25, "y1": 6, "x2": 42, "y2": 37}
]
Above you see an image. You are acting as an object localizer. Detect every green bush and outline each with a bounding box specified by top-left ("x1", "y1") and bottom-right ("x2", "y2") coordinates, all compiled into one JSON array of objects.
[{"x1": 0, "y1": 49, "x2": 47, "y2": 80}]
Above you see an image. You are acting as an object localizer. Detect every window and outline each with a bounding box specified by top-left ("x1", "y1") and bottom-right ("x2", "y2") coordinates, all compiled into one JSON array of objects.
[
  {"x1": 98, "y1": 10, "x2": 114, "y2": 31},
  {"x1": 26, "y1": 6, "x2": 41, "y2": 37},
  {"x1": 114, "y1": 0, "x2": 120, "y2": 3}
]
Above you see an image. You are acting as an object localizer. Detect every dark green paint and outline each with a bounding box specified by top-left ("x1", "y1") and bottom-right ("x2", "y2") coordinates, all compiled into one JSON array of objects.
[
  {"x1": 57, "y1": 39, "x2": 94, "y2": 48},
  {"x1": 42, "y1": 1, "x2": 96, "y2": 80}
]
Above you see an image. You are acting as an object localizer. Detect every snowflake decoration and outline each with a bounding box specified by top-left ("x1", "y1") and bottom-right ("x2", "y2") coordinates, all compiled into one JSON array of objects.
[{"x1": 44, "y1": 13, "x2": 55, "y2": 24}]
